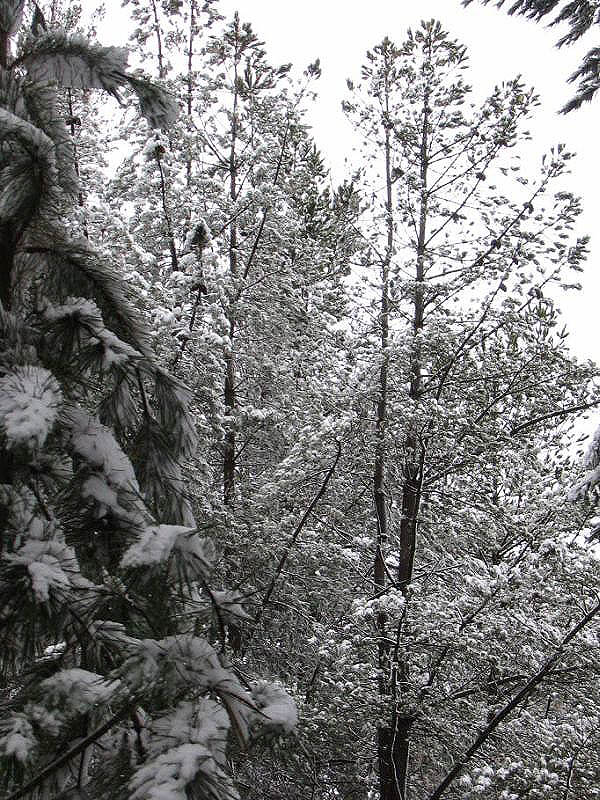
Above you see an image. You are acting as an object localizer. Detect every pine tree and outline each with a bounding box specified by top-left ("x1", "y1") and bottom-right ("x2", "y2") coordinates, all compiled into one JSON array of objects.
[{"x1": 0, "y1": 3, "x2": 296, "y2": 798}]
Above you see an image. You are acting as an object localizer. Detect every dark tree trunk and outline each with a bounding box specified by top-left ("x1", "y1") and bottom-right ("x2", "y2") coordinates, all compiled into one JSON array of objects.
[
  {"x1": 374, "y1": 42, "x2": 395, "y2": 798},
  {"x1": 223, "y1": 20, "x2": 241, "y2": 507},
  {"x1": 380, "y1": 44, "x2": 432, "y2": 800},
  {"x1": 379, "y1": 718, "x2": 413, "y2": 800}
]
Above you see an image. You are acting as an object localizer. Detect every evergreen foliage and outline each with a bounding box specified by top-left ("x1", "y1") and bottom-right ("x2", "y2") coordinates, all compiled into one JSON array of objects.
[
  {"x1": 2, "y1": 2, "x2": 600, "y2": 800},
  {"x1": 0, "y1": 2, "x2": 296, "y2": 799}
]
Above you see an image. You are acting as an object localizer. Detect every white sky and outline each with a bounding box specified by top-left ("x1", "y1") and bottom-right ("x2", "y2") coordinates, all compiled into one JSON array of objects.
[{"x1": 101, "y1": 0, "x2": 600, "y2": 365}]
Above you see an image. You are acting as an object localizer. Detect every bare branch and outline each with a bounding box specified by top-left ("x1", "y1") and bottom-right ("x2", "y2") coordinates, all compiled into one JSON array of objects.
[
  {"x1": 251, "y1": 440, "x2": 342, "y2": 631},
  {"x1": 427, "y1": 600, "x2": 600, "y2": 800},
  {"x1": 511, "y1": 399, "x2": 600, "y2": 435}
]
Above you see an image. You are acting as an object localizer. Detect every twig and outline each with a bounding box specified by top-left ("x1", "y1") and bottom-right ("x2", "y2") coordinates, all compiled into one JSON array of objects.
[
  {"x1": 427, "y1": 600, "x2": 600, "y2": 800},
  {"x1": 251, "y1": 440, "x2": 342, "y2": 633}
]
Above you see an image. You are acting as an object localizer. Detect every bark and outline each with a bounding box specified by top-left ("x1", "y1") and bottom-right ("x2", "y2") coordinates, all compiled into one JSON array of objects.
[
  {"x1": 67, "y1": 89, "x2": 89, "y2": 239},
  {"x1": 0, "y1": 30, "x2": 15, "y2": 523},
  {"x1": 0, "y1": 223, "x2": 15, "y2": 312},
  {"x1": 154, "y1": 151, "x2": 178, "y2": 271},
  {"x1": 378, "y1": 718, "x2": 412, "y2": 800},
  {"x1": 223, "y1": 327, "x2": 236, "y2": 505},
  {"x1": 150, "y1": 0, "x2": 165, "y2": 80},
  {"x1": 397, "y1": 81, "x2": 429, "y2": 592},
  {"x1": 0, "y1": 29, "x2": 12, "y2": 309}
]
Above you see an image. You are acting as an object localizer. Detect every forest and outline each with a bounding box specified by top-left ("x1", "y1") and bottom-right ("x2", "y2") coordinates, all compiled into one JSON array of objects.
[{"x1": 1, "y1": 1, "x2": 600, "y2": 799}]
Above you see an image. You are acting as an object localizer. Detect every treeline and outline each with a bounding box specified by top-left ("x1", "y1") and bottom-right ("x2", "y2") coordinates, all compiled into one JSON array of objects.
[{"x1": 1, "y1": 2, "x2": 600, "y2": 800}]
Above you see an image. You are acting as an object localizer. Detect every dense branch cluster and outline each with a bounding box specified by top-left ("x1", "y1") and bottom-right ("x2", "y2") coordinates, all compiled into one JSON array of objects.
[{"x1": 1, "y1": 3, "x2": 600, "y2": 800}]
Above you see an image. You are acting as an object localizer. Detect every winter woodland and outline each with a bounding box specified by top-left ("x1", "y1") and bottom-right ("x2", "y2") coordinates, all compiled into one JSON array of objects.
[{"x1": 2, "y1": 1, "x2": 600, "y2": 799}]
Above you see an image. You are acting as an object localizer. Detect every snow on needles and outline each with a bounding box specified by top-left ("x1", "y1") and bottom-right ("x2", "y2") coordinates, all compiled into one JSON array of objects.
[
  {"x1": 129, "y1": 698, "x2": 235, "y2": 800},
  {"x1": 67, "y1": 406, "x2": 138, "y2": 491},
  {"x1": 44, "y1": 297, "x2": 143, "y2": 370},
  {"x1": 120, "y1": 524, "x2": 195, "y2": 568},
  {"x1": 251, "y1": 681, "x2": 298, "y2": 734},
  {"x1": 0, "y1": 714, "x2": 36, "y2": 764},
  {"x1": 0, "y1": 366, "x2": 62, "y2": 450},
  {"x1": 5, "y1": 534, "x2": 78, "y2": 602}
]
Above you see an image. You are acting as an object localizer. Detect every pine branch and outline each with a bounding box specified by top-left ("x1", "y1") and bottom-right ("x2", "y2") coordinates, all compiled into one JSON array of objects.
[
  {"x1": 239, "y1": 117, "x2": 291, "y2": 287},
  {"x1": 2, "y1": 704, "x2": 133, "y2": 800},
  {"x1": 462, "y1": 0, "x2": 600, "y2": 110},
  {"x1": 12, "y1": 31, "x2": 177, "y2": 129},
  {"x1": 22, "y1": 239, "x2": 154, "y2": 359}
]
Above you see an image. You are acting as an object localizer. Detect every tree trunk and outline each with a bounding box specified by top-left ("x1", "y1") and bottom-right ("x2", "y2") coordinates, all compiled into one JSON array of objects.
[
  {"x1": 150, "y1": 0, "x2": 165, "y2": 79},
  {"x1": 379, "y1": 718, "x2": 413, "y2": 800},
  {"x1": 0, "y1": 223, "x2": 15, "y2": 311},
  {"x1": 384, "y1": 56, "x2": 431, "y2": 800},
  {"x1": 374, "y1": 43, "x2": 395, "y2": 798},
  {"x1": 185, "y1": 0, "x2": 196, "y2": 185},
  {"x1": 223, "y1": 19, "x2": 241, "y2": 506},
  {"x1": 67, "y1": 90, "x2": 89, "y2": 239},
  {"x1": 223, "y1": 323, "x2": 236, "y2": 505},
  {"x1": 0, "y1": 31, "x2": 12, "y2": 309}
]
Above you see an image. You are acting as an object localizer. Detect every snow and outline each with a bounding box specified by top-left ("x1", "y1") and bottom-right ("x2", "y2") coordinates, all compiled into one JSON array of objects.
[
  {"x1": 88, "y1": 620, "x2": 140, "y2": 652},
  {"x1": 142, "y1": 132, "x2": 169, "y2": 161},
  {"x1": 210, "y1": 590, "x2": 251, "y2": 623},
  {"x1": 21, "y1": 670, "x2": 121, "y2": 741},
  {"x1": 5, "y1": 538, "x2": 77, "y2": 601},
  {"x1": 98, "y1": 329, "x2": 142, "y2": 368},
  {"x1": 184, "y1": 218, "x2": 212, "y2": 252},
  {"x1": 65, "y1": 407, "x2": 149, "y2": 525},
  {"x1": 568, "y1": 465, "x2": 600, "y2": 500},
  {"x1": 129, "y1": 698, "x2": 236, "y2": 800},
  {"x1": 129, "y1": 744, "x2": 237, "y2": 800},
  {"x1": 24, "y1": 31, "x2": 129, "y2": 93},
  {"x1": 44, "y1": 297, "x2": 99, "y2": 323},
  {"x1": 120, "y1": 524, "x2": 195, "y2": 568},
  {"x1": 251, "y1": 681, "x2": 298, "y2": 734},
  {"x1": 44, "y1": 298, "x2": 142, "y2": 370},
  {"x1": 120, "y1": 635, "x2": 234, "y2": 695},
  {"x1": 172, "y1": 530, "x2": 215, "y2": 573},
  {"x1": 66, "y1": 407, "x2": 138, "y2": 490},
  {"x1": 0, "y1": 366, "x2": 62, "y2": 450},
  {"x1": 150, "y1": 698, "x2": 229, "y2": 753},
  {"x1": 40, "y1": 668, "x2": 120, "y2": 710},
  {"x1": 0, "y1": 110, "x2": 55, "y2": 219},
  {"x1": 81, "y1": 474, "x2": 119, "y2": 514},
  {"x1": 584, "y1": 423, "x2": 600, "y2": 469},
  {"x1": 0, "y1": 714, "x2": 36, "y2": 763},
  {"x1": 28, "y1": 559, "x2": 70, "y2": 601}
]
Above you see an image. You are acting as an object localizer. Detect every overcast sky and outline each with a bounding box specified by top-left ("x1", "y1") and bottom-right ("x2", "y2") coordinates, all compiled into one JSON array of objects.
[{"x1": 102, "y1": 1, "x2": 600, "y2": 364}]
